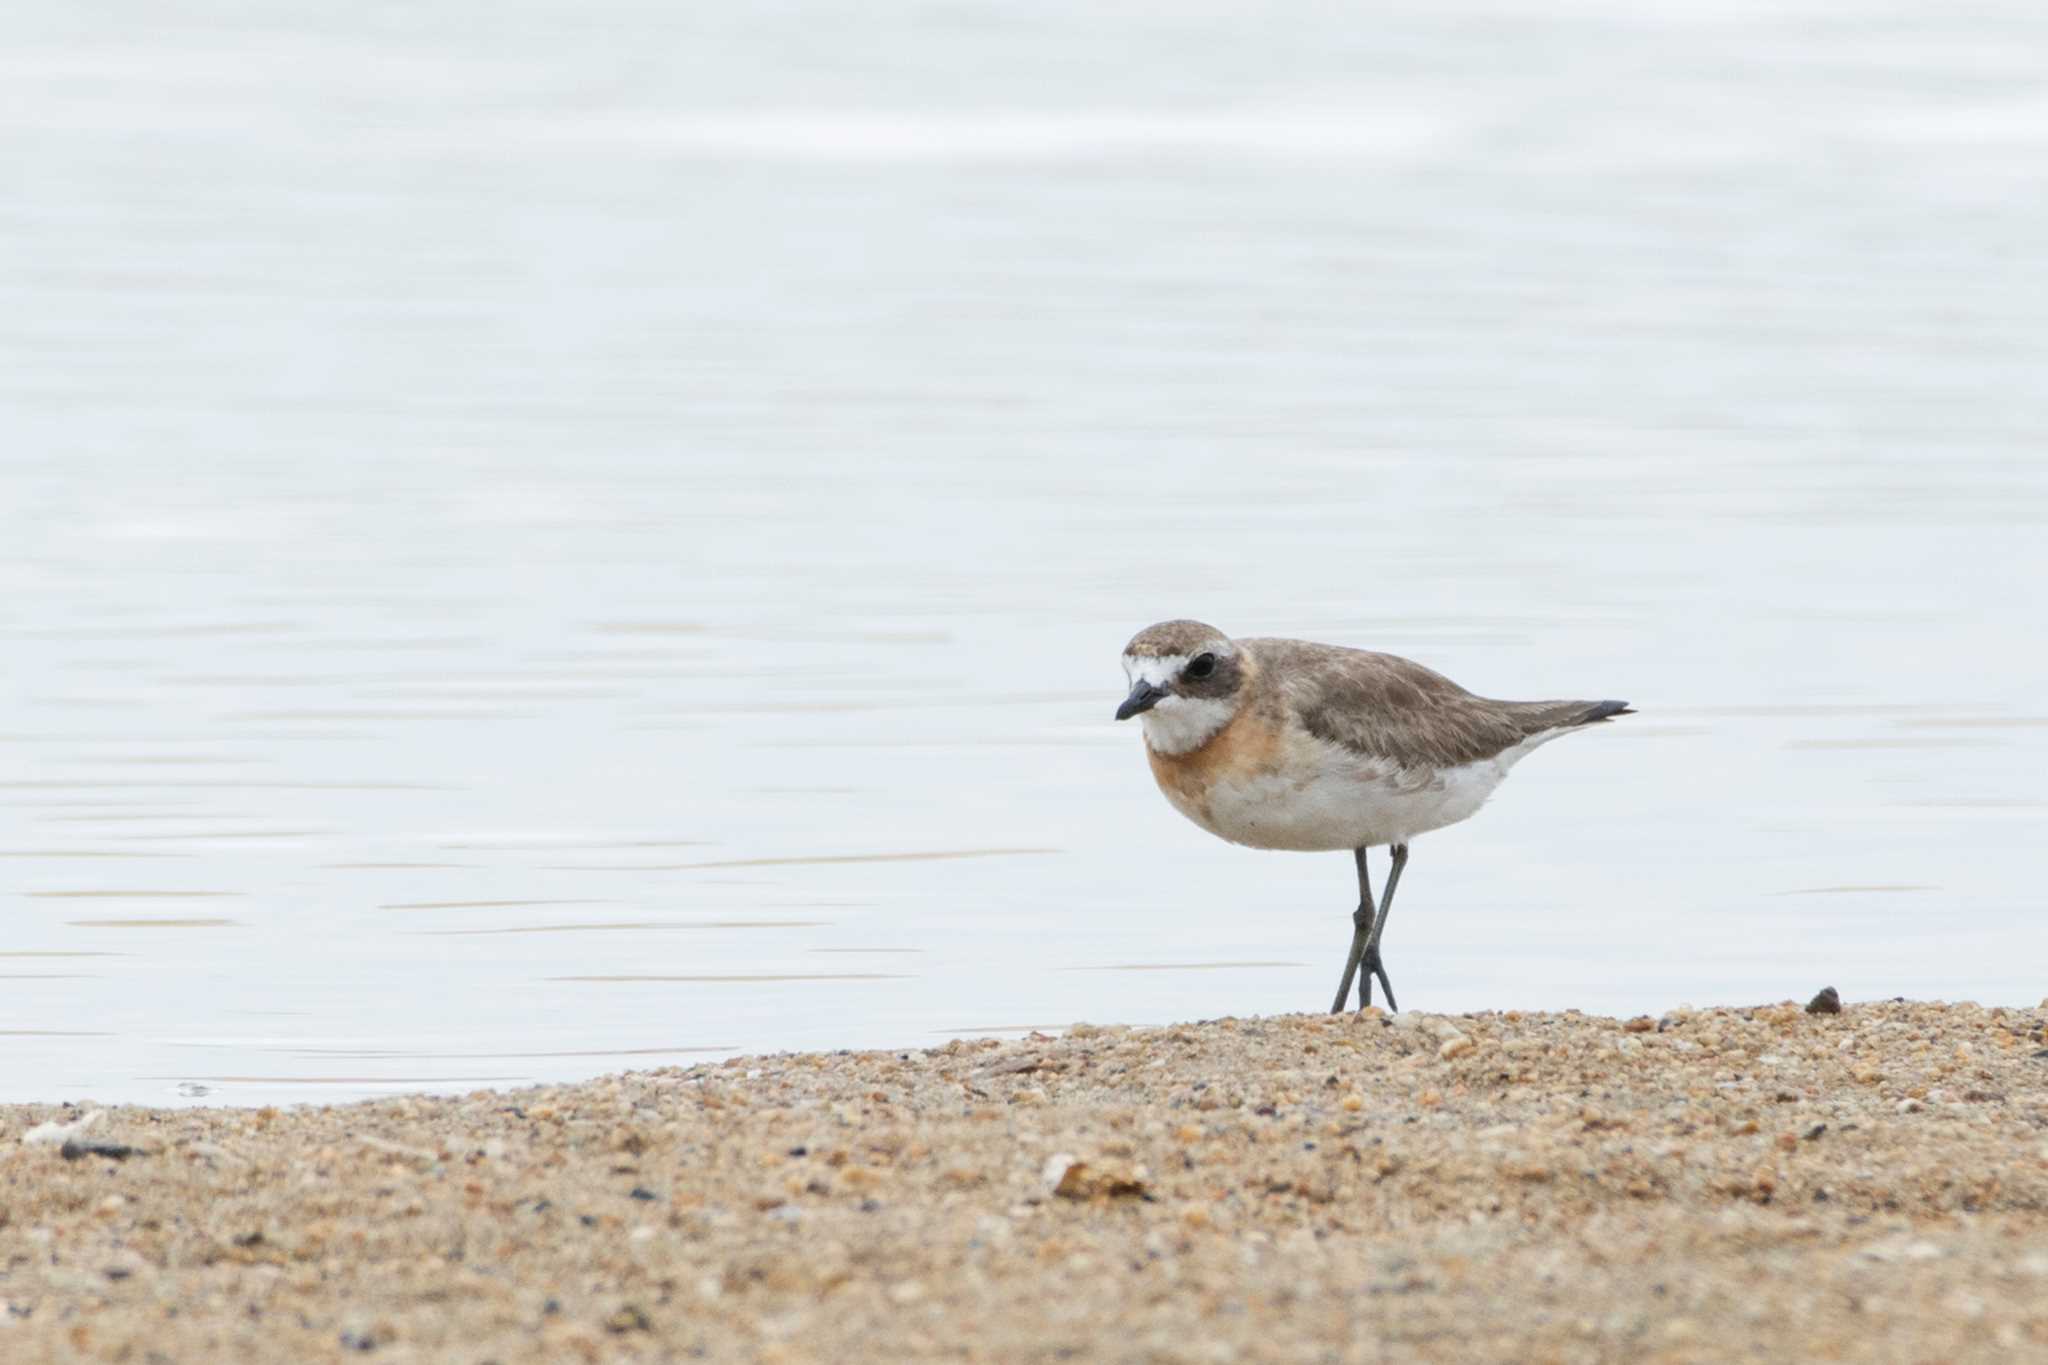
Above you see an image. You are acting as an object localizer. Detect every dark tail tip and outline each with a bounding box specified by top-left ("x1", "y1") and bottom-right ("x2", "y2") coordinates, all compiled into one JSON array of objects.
[{"x1": 1578, "y1": 699, "x2": 1634, "y2": 725}]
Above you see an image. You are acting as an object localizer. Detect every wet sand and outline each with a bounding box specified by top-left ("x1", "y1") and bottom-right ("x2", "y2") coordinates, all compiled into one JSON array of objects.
[{"x1": 4, "y1": 999, "x2": 2046, "y2": 1362}]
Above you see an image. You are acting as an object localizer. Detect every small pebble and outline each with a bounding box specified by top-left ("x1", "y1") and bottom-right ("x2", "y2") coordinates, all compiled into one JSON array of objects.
[{"x1": 604, "y1": 1305, "x2": 652, "y2": 1334}]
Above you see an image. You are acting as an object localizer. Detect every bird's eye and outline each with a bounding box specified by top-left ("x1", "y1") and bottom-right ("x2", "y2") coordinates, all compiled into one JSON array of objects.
[{"x1": 1186, "y1": 653, "x2": 1217, "y2": 680}]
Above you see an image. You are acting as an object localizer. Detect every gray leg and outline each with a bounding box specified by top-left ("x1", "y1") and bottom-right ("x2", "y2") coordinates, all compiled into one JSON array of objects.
[
  {"x1": 1328, "y1": 847, "x2": 1375, "y2": 1014},
  {"x1": 1327, "y1": 844, "x2": 1409, "y2": 1014},
  {"x1": 1362, "y1": 843, "x2": 1408, "y2": 1011}
]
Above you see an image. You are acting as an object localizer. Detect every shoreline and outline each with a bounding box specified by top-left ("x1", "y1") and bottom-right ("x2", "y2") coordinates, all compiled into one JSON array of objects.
[{"x1": 4, "y1": 999, "x2": 2045, "y2": 1361}]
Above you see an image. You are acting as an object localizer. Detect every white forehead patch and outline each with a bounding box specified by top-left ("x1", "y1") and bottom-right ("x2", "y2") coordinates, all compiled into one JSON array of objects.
[
  {"x1": 1122, "y1": 653, "x2": 1189, "y2": 688},
  {"x1": 1120, "y1": 640, "x2": 1232, "y2": 687}
]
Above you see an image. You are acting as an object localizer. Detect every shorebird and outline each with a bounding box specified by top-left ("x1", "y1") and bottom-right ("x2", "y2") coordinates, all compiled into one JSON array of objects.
[{"x1": 1114, "y1": 620, "x2": 1630, "y2": 1012}]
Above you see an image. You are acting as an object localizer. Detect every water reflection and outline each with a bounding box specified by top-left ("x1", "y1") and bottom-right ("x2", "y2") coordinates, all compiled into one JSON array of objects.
[
  {"x1": 66, "y1": 918, "x2": 241, "y2": 928},
  {"x1": 414, "y1": 921, "x2": 829, "y2": 935},
  {"x1": 547, "y1": 973, "x2": 912, "y2": 984}
]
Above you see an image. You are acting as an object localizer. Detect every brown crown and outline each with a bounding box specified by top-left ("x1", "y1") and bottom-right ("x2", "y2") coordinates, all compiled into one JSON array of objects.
[{"x1": 1123, "y1": 619, "x2": 1231, "y2": 658}]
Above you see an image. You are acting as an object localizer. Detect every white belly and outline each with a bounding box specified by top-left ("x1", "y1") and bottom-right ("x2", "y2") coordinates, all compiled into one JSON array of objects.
[{"x1": 1164, "y1": 733, "x2": 1558, "y2": 852}]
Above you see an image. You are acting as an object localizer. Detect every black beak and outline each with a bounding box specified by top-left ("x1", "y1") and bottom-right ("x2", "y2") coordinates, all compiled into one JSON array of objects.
[{"x1": 1115, "y1": 680, "x2": 1167, "y2": 721}]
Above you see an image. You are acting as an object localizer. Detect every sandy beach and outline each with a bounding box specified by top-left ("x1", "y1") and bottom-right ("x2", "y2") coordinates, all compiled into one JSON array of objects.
[{"x1": 4, "y1": 999, "x2": 2045, "y2": 1363}]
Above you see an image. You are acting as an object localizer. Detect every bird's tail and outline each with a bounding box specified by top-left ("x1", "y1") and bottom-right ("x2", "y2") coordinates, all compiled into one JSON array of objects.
[{"x1": 1569, "y1": 699, "x2": 1634, "y2": 726}]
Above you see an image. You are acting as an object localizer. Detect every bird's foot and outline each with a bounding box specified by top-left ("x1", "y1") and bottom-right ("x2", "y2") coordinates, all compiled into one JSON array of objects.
[
  {"x1": 1329, "y1": 932, "x2": 1398, "y2": 1015},
  {"x1": 1358, "y1": 946, "x2": 1397, "y2": 1014}
]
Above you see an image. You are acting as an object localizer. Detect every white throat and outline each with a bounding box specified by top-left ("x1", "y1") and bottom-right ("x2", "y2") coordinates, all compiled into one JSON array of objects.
[
  {"x1": 1122, "y1": 651, "x2": 1237, "y2": 756},
  {"x1": 1139, "y1": 698, "x2": 1235, "y2": 755}
]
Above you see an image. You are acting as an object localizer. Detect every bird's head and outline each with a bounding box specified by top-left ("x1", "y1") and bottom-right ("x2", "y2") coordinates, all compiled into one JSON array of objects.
[{"x1": 1116, "y1": 619, "x2": 1245, "y2": 754}]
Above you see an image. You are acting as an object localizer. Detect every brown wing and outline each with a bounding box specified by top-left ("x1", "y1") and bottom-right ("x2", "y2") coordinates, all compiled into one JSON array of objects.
[{"x1": 1247, "y1": 638, "x2": 1628, "y2": 770}]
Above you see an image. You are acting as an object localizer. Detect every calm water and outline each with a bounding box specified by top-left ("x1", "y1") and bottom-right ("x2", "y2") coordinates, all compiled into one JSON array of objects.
[{"x1": 5, "y1": 2, "x2": 2045, "y2": 1105}]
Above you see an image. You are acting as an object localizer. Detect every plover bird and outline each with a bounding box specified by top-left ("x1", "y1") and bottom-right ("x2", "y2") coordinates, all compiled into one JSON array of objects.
[{"x1": 1114, "y1": 620, "x2": 1630, "y2": 1012}]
